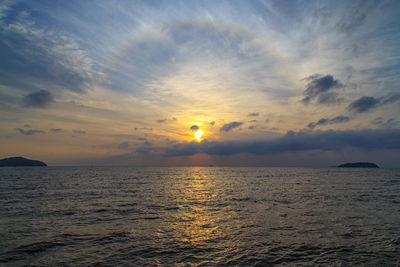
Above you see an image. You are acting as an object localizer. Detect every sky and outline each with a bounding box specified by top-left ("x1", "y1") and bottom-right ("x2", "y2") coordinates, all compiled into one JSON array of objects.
[{"x1": 0, "y1": 0, "x2": 400, "y2": 167}]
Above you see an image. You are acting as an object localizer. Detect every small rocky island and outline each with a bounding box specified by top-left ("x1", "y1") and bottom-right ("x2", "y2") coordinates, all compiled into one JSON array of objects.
[
  {"x1": 0, "y1": 157, "x2": 47, "y2": 167},
  {"x1": 338, "y1": 162, "x2": 379, "y2": 168}
]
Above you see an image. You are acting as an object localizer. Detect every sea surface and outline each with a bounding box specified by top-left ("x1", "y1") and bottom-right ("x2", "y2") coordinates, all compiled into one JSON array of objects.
[{"x1": 1, "y1": 167, "x2": 400, "y2": 266}]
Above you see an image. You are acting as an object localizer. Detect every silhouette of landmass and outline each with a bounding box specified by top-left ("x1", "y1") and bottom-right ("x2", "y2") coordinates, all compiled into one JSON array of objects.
[
  {"x1": 338, "y1": 162, "x2": 379, "y2": 168},
  {"x1": 0, "y1": 157, "x2": 47, "y2": 167}
]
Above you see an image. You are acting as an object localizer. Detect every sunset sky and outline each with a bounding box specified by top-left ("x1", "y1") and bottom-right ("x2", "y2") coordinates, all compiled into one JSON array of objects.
[{"x1": 0, "y1": 0, "x2": 399, "y2": 167}]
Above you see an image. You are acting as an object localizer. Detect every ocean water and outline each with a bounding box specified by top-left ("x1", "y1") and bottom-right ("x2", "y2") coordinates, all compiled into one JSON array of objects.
[{"x1": 1, "y1": 167, "x2": 400, "y2": 266}]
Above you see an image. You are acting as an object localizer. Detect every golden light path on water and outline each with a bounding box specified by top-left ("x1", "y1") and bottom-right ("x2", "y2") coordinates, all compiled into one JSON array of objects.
[
  {"x1": 152, "y1": 168, "x2": 239, "y2": 261},
  {"x1": 163, "y1": 169, "x2": 220, "y2": 243}
]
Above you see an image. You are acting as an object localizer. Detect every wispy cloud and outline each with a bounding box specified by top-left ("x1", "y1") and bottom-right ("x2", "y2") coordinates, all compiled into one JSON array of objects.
[
  {"x1": 348, "y1": 96, "x2": 379, "y2": 113},
  {"x1": 0, "y1": 2, "x2": 101, "y2": 95},
  {"x1": 348, "y1": 94, "x2": 400, "y2": 113},
  {"x1": 118, "y1": 141, "x2": 129, "y2": 149},
  {"x1": 307, "y1": 115, "x2": 350, "y2": 129},
  {"x1": 15, "y1": 128, "x2": 45, "y2": 135},
  {"x1": 23, "y1": 90, "x2": 54, "y2": 108},
  {"x1": 301, "y1": 74, "x2": 343, "y2": 105},
  {"x1": 190, "y1": 125, "x2": 199, "y2": 131},
  {"x1": 220, "y1": 122, "x2": 243, "y2": 132},
  {"x1": 72, "y1": 130, "x2": 86, "y2": 134}
]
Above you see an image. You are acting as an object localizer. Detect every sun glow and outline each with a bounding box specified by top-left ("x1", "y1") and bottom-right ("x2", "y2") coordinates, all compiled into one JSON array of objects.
[{"x1": 194, "y1": 130, "x2": 204, "y2": 141}]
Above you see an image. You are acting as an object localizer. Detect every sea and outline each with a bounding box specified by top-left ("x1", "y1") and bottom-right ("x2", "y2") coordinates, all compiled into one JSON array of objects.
[{"x1": 1, "y1": 166, "x2": 400, "y2": 266}]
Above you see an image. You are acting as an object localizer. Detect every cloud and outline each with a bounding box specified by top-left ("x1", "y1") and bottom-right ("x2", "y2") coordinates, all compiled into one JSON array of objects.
[
  {"x1": 220, "y1": 121, "x2": 243, "y2": 132},
  {"x1": 118, "y1": 142, "x2": 129, "y2": 149},
  {"x1": 248, "y1": 126, "x2": 256, "y2": 130},
  {"x1": 382, "y1": 94, "x2": 400, "y2": 105},
  {"x1": 372, "y1": 117, "x2": 399, "y2": 128},
  {"x1": 50, "y1": 128, "x2": 62, "y2": 132},
  {"x1": 330, "y1": 116, "x2": 350, "y2": 123},
  {"x1": 15, "y1": 128, "x2": 45, "y2": 135},
  {"x1": 156, "y1": 119, "x2": 166, "y2": 123},
  {"x1": 210, "y1": 121, "x2": 215, "y2": 126},
  {"x1": 307, "y1": 115, "x2": 350, "y2": 129},
  {"x1": 23, "y1": 90, "x2": 54, "y2": 108},
  {"x1": 248, "y1": 112, "x2": 259, "y2": 117},
  {"x1": 0, "y1": 5, "x2": 99, "y2": 94},
  {"x1": 348, "y1": 96, "x2": 379, "y2": 113},
  {"x1": 164, "y1": 129, "x2": 400, "y2": 157},
  {"x1": 348, "y1": 94, "x2": 400, "y2": 113},
  {"x1": 134, "y1": 127, "x2": 153, "y2": 131},
  {"x1": 301, "y1": 74, "x2": 343, "y2": 104},
  {"x1": 190, "y1": 125, "x2": 199, "y2": 131},
  {"x1": 105, "y1": 18, "x2": 283, "y2": 98},
  {"x1": 336, "y1": 0, "x2": 379, "y2": 34},
  {"x1": 23, "y1": 124, "x2": 30, "y2": 128},
  {"x1": 136, "y1": 139, "x2": 154, "y2": 154},
  {"x1": 73, "y1": 130, "x2": 86, "y2": 134}
]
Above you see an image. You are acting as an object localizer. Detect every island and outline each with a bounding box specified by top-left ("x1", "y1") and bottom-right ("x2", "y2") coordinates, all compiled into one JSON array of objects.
[
  {"x1": 338, "y1": 162, "x2": 379, "y2": 168},
  {"x1": 0, "y1": 157, "x2": 47, "y2": 167}
]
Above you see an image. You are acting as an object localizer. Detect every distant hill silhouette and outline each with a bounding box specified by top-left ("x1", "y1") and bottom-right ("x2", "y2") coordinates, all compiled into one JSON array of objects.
[
  {"x1": 338, "y1": 162, "x2": 379, "y2": 168},
  {"x1": 0, "y1": 157, "x2": 47, "y2": 167}
]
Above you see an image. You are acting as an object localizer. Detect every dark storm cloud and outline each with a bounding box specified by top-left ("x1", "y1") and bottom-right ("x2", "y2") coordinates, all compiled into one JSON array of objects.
[
  {"x1": 347, "y1": 93, "x2": 400, "y2": 113},
  {"x1": 23, "y1": 90, "x2": 54, "y2": 108},
  {"x1": 307, "y1": 115, "x2": 350, "y2": 129},
  {"x1": 220, "y1": 122, "x2": 243, "y2": 132},
  {"x1": 73, "y1": 130, "x2": 86, "y2": 134},
  {"x1": 248, "y1": 112, "x2": 259, "y2": 117},
  {"x1": 164, "y1": 129, "x2": 400, "y2": 157},
  {"x1": 15, "y1": 128, "x2": 45, "y2": 135},
  {"x1": 50, "y1": 128, "x2": 63, "y2": 132},
  {"x1": 190, "y1": 125, "x2": 199, "y2": 131},
  {"x1": 301, "y1": 74, "x2": 343, "y2": 104}
]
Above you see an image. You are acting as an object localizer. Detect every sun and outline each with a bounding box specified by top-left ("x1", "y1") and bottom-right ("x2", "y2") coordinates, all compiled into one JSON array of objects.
[{"x1": 194, "y1": 130, "x2": 204, "y2": 141}]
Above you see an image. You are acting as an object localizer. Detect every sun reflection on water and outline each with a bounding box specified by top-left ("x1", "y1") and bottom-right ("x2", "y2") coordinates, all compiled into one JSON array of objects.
[
  {"x1": 157, "y1": 168, "x2": 230, "y2": 247},
  {"x1": 174, "y1": 169, "x2": 221, "y2": 244}
]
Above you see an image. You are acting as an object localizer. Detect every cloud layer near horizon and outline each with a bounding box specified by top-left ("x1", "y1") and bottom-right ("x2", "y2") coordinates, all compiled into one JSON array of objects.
[{"x1": 161, "y1": 129, "x2": 400, "y2": 157}]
